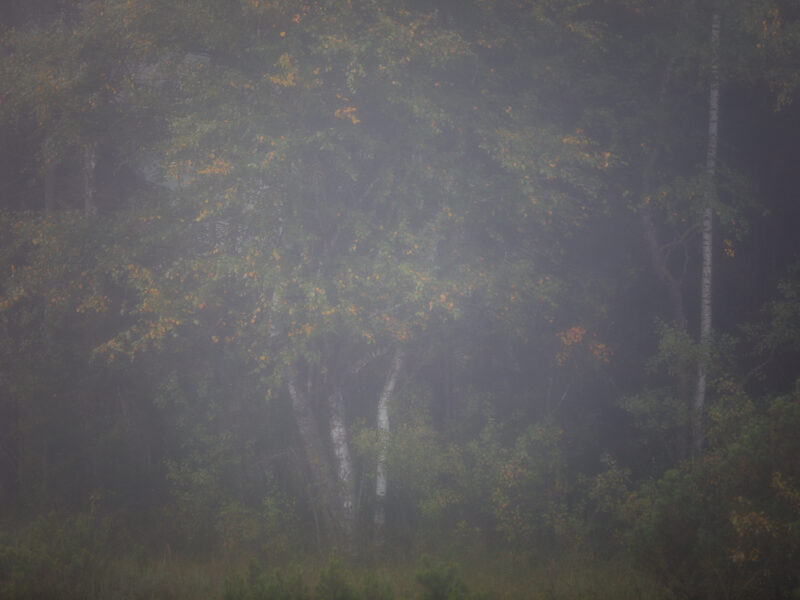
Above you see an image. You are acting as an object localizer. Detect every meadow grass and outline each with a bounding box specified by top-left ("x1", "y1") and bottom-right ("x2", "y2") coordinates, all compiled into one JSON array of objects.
[{"x1": 0, "y1": 519, "x2": 671, "y2": 600}]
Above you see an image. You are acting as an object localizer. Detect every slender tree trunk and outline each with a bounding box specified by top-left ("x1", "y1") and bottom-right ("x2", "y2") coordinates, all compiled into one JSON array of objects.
[
  {"x1": 374, "y1": 347, "x2": 404, "y2": 540},
  {"x1": 286, "y1": 368, "x2": 341, "y2": 543},
  {"x1": 641, "y1": 212, "x2": 688, "y2": 332},
  {"x1": 640, "y1": 59, "x2": 692, "y2": 461},
  {"x1": 82, "y1": 140, "x2": 98, "y2": 216},
  {"x1": 693, "y1": 13, "x2": 721, "y2": 457},
  {"x1": 327, "y1": 386, "x2": 356, "y2": 546},
  {"x1": 640, "y1": 60, "x2": 688, "y2": 330},
  {"x1": 276, "y1": 283, "x2": 354, "y2": 548}
]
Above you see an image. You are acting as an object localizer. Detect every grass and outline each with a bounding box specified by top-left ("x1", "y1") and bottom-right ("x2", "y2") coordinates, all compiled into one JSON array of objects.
[
  {"x1": 213, "y1": 548, "x2": 671, "y2": 600},
  {"x1": 97, "y1": 555, "x2": 224, "y2": 600},
  {"x1": 0, "y1": 518, "x2": 671, "y2": 600}
]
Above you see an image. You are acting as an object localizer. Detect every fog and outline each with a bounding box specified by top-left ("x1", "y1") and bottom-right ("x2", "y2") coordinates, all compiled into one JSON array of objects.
[{"x1": 1, "y1": 1, "x2": 799, "y2": 598}]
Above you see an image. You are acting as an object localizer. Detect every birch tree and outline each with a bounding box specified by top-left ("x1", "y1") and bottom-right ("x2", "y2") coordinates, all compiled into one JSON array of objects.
[
  {"x1": 0, "y1": 0, "x2": 629, "y2": 550},
  {"x1": 0, "y1": 1, "x2": 163, "y2": 214},
  {"x1": 374, "y1": 347, "x2": 404, "y2": 540},
  {"x1": 693, "y1": 13, "x2": 721, "y2": 457},
  {"x1": 102, "y1": 0, "x2": 608, "y2": 550}
]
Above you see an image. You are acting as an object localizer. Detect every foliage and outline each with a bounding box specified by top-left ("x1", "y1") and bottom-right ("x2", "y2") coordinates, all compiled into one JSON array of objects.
[
  {"x1": 0, "y1": 512, "x2": 111, "y2": 600},
  {"x1": 414, "y1": 557, "x2": 471, "y2": 600},
  {"x1": 315, "y1": 554, "x2": 362, "y2": 600},
  {"x1": 1, "y1": 0, "x2": 800, "y2": 596},
  {"x1": 223, "y1": 561, "x2": 310, "y2": 600},
  {"x1": 360, "y1": 571, "x2": 396, "y2": 600},
  {"x1": 584, "y1": 455, "x2": 633, "y2": 553},
  {"x1": 489, "y1": 424, "x2": 571, "y2": 554},
  {"x1": 628, "y1": 386, "x2": 800, "y2": 599}
]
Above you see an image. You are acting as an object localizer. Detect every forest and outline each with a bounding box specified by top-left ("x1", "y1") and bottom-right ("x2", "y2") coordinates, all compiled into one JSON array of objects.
[{"x1": 0, "y1": 0, "x2": 799, "y2": 598}]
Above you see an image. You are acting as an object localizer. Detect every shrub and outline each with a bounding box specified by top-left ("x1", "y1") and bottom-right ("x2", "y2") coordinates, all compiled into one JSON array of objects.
[
  {"x1": 629, "y1": 389, "x2": 800, "y2": 599},
  {"x1": 315, "y1": 554, "x2": 361, "y2": 600},
  {"x1": 0, "y1": 512, "x2": 111, "y2": 600},
  {"x1": 223, "y1": 560, "x2": 310, "y2": 600},
  {"x1": 415, "y1": 557, "x2": 470, "y2": 600}
]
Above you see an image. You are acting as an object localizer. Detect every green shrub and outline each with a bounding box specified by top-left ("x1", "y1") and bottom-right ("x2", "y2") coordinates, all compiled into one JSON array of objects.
[
  {"x1": 415, "y1": 557, "x2": 469, "y2": 600},
  {"x1": 223, "y1": 559, "x2": 309, "y2": 600},
  {"x1": 629, "y1": 389, "x2": 800, "y2": 599},
  {"x1": 360, "y1": 571, "x2": 395, "y2": 600},
  {"x1": 489, "y1": 424, "x2": 570, "y2": 556},
  {"x1": 0, "y1": 512, "x2": 111, "y2": 600},
  {"x1": 315, "y1": 554, "x2": 361, "y2": 600}
]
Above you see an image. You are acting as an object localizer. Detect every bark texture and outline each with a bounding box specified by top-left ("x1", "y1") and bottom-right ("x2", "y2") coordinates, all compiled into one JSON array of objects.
[
  {"x1": 693, "y1": 13, "x2": 721, "y2": 457},
  {"x1": 286, "y1": 369, "x2": 341, "y2": 543},
  {"x1": 83, "y1": 140, "x2": 98, "y2": 216},
  {"x1": 640, "y1": 59, "x2": 693, "y2": 460},
  {"x1": 374, "y1": 347, "x2": 404, "y2": 538},
  {"x1": 285, "y1": 345, "x2": 394, "y2": 552},
  {"x1": 327, "y1": 386, "x2": 356, "y2": 545}
]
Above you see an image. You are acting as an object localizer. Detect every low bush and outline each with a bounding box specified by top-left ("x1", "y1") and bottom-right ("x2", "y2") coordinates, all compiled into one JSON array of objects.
[{"x1": 0, "y1": 512, "x2": 110, "y2": 600}]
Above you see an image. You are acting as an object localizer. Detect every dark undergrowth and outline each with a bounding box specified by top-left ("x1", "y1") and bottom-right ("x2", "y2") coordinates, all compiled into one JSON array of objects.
[{"x1": 0, "y1": 514, "x2": 669, "y2": 600}]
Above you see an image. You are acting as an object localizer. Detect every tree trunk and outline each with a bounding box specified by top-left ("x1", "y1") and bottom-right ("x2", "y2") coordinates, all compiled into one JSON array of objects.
[
  {"x1": 641, "y1": 211, "x2": 688, "y2": 332},
  {"x1": 275, "y1": 288, "x2": 354, "y2": 546},
  {"x1": 693, "y1": 13, "x2": 721, "y2": 457},
  {"x1": 285, "y1": 341, "x2": 397, "y2": 551},
  {"x1": 327, "y1": 386, "x2": 356, "y2": 546},
  {"x1": 640, "y1": 59, "x2": 692, "y2": 461},
  {"x1": 82, "y1": 140, "x2": 98, "y2": 216},
  {"x1": 640, "y1": 60, "x2": 688, "y2": 330},
  {"x1": 286, "y1": 368, "x2": 341, "y2": 544},
  {"x1": 374, "y1": 347, "x2": 404, "y2": 540}
]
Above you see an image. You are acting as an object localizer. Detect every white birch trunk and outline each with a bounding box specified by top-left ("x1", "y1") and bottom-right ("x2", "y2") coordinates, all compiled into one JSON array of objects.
[
  {"x1": 82, "y1": 140, "x2": 98, "y2": 216},
  {"x1": 374, "y1": 347, "x2": 404, "y2": 535},
  {"x1": 327, "y1": 387, "x2": 355, "y2": 528},
  {"x1": 268, "y1": 285, "x2": 282, "y2": 340},
  {"x1": 693, "y1": 13, "x2": 721, "y2": 457},
  {"x1": 286, "y1": 368, "x2": 340, "y2": 543}
]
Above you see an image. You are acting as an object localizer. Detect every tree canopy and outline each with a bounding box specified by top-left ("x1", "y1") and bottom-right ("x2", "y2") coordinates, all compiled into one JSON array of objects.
[{"x1": 1, "y1": 0, "x2": 799, "y2": 597}]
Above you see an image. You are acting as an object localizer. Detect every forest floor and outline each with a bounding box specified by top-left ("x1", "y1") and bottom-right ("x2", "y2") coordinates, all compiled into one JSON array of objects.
[
  {"x1": 0, "y1": 513, "x2": 672, "y2": 599},
  {"x1": 8, "y1": 548, "x2": 669, "y2": 599}
]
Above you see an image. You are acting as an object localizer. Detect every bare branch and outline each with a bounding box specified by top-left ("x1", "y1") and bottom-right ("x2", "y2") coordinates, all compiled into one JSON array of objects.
[{"x1": 347, "y1": 346, "x2": 389, "y2": 377}]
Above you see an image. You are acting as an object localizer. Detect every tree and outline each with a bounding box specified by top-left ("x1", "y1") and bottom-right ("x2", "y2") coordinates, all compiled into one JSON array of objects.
[
  {"x1": 0, "y1": 0, "x2": 624, "y2": 549},
  {"x1": 96, "y1": 0, "x2": 615, "y2": 549},
  {"x1": 0, "y1": 0, "x2": 165, "y2": 215},
  {"x1": 601, "y1": 0, "x2": 799, "y2": 465},
  {"x1": 2, "y1": 4, "x2": 800, "y2": 587},
  {"x1": 693, "y1": 13, "x2": 721, "y2": 457},
  {"x1": 374, "y1": 347, "x2": 403, "y2": 540}
]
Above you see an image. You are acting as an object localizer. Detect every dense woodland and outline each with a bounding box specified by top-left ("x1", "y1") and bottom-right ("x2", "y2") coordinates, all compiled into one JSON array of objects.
[{"x1": 1, "y1": 0, "x2": 799, "y2": 598}]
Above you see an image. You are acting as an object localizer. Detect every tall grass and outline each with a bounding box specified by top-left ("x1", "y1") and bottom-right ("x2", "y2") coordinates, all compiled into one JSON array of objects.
[{"x1": 0, "y1": 514, "x2": 670, "y2": 599}]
